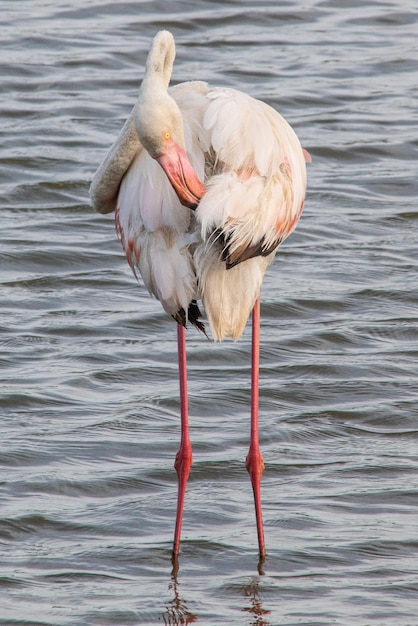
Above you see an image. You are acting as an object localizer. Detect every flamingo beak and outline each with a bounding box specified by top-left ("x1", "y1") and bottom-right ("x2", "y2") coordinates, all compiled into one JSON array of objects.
[{"x1": 155, "y1": 139, "x2": 206, "y2": 209}]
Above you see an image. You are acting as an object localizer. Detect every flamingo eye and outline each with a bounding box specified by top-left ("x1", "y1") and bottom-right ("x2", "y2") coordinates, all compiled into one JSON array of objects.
[{"x1": 164, "y1": 131, "x2": 171, "y2": 140}]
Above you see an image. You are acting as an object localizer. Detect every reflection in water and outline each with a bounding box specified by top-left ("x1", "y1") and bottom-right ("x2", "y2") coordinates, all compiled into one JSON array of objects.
[
  {"x1": 242, "y1": 578, "x2": 271, "y2": 626},
  {"x1": 162, "y1": 558, "x2": 270, "y2": 625},
  {"x1": 161, "y1": 560, "x2": 198, "y2": 625}
]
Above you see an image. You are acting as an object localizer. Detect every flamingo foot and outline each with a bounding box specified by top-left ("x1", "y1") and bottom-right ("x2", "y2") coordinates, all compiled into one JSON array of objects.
[
  {"x1": 173, "y1": 438, "x2": 193, "y2": 556},
  {"x1": 246, "y1": 442, "x2": 266, "y2": 558}
]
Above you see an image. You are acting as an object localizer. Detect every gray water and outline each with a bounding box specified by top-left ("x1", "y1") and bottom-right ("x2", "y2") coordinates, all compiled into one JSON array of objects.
[{"x1": 1, "y1": 1, "x2": 418, "y2": 624}]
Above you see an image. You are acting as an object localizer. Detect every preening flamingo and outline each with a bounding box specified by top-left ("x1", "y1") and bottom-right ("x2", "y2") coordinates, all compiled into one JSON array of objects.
[{"x1": 90, "y1": 30, "x2": 310, "y2": 559}]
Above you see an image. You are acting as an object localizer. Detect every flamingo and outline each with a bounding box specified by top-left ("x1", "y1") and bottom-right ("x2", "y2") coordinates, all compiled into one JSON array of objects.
[{"x1": 90, "y1": 30, "x2": 310, "y2": 559}]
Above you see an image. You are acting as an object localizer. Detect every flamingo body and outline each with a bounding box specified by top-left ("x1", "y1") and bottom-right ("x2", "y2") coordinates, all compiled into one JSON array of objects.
[
  {"x1": 90, "y1": 30, "x2": 309, "y2": 558},
  {"x1": 109, "y1": 76, "x2": 307, "y2": 339}
]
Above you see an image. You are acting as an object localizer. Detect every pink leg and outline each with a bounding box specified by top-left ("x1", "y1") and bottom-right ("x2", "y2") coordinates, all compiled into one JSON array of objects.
[
  {"x1": 173, "y1": 324, "x2": 193, "y2": 557},
  {"x1": 245, "y1": 298, "x2": 266, "y2": 558}
]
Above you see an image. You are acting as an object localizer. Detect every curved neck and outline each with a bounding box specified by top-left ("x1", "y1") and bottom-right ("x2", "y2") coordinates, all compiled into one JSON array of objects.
[{"x1": 144, "y1": 30, "x2": 175, "y2": 90}]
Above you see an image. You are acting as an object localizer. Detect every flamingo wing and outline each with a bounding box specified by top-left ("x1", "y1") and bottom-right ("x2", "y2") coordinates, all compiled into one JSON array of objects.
[
  {"x1": 198, "y1": 87, "x2": 307, "y2": 264},
  {"x1": 193, "y1": 87, "x2": 308, "y2": 340}
]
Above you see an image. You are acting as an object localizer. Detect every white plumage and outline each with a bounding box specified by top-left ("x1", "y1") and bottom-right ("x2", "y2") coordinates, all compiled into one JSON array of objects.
[{"x1": 90, "y1": 30, "x2": 308, "y2": 341}]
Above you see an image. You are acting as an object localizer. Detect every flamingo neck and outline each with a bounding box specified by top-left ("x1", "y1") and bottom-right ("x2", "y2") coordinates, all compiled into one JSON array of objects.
[{"x1": 144, "y1": 30, "x2": 175, "y2": 90}]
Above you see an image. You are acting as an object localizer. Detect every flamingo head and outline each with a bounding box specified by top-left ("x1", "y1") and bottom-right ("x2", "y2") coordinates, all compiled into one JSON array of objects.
[{"x1": 135, "y1": 94, "x2": 205, "y2": 209}]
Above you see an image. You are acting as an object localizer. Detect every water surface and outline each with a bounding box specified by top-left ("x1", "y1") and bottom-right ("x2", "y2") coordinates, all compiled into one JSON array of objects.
[{"x1": 1, "y1": 1, "x2": 418, "y2": 624}]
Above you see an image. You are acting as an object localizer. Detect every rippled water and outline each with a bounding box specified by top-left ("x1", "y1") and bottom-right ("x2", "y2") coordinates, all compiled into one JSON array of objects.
[{"x1": 2, "y1": 1, "x2": 418, "y2": 624}]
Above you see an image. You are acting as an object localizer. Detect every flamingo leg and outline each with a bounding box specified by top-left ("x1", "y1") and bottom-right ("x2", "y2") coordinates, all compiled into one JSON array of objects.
[
  {"x1": 173, "y1": 323, "x2": 193, "y2": 556},
  {"x1": 245, "y1": 298, "x2": 266, "y2": 558}
]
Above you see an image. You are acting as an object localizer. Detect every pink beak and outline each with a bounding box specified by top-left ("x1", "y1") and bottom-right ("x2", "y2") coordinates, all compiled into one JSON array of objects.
[{"x1": 155, "y1": 139, "x2": 206, "y2": 209}]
